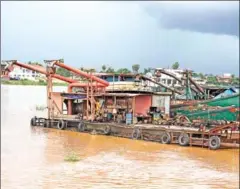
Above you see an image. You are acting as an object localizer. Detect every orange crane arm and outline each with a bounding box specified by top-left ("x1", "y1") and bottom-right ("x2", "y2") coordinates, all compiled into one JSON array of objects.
[
  {"x1": 13, "y1": 61, "x2": 77, "y2": 83},
  {"x1": 53, "y1": 61, "x2": 109, "y2": 87}
]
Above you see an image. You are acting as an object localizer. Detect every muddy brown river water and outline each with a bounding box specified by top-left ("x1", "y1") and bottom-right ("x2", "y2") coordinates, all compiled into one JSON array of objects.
[{"x1": 1, "y1": 85, "x2": 239, "y2": 189}]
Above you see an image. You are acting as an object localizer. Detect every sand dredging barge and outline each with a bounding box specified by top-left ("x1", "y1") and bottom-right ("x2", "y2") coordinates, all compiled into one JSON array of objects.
[{"x1": 8, "y1": 60, "x2": 240, "y2": 150}]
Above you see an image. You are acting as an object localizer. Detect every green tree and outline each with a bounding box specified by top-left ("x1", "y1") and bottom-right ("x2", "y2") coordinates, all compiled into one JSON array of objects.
[
  {"x1": 172, "y1": 62, "x2": 179, "y2": 69},
  {"x1": 89, "y1": 68, "x2": 96, "y2": 73},
  {"x1": 101, "y1": 65, "x2": 107, "y2": 72},
  {"x1": 79, "y1": 67, "x2": 84, "y2": 71},
  {"x1": 232, "y1": 77, "x2": 240, "y2": 85},
  {"x1": 132, "y1": 64, "x2": 140, "y2": 73},
  {"x1": 192, "y1": 72, "x2": 198, "y2": 78},
  {"x1": 106, "y1": 67, "x2": 115, "y2": 73},
  {"x1": 116, "y1": 68, "x2": 131, "y2": 74},
  {"x1": 199, "y1": 73, "x2": 205, "y2": 79},
  {"x1": 56, "y1": 67, "x2": 71, "y2": 77},
  {"x1": 206, "y1": 76, "x2": 218, "y2": 84},
  {"x1": 27, "y1": 61, "x2": 43, "y2": 67},
  {"x1": 143, "y1": 68, "x2": 152, "y2": 74}
]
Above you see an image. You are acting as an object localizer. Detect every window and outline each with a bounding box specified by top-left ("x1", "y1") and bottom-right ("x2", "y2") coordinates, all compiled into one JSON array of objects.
[
  {"x1": 173, "y1": 80, "x2": 177, "y2": 85},
  {"x1": 162, "y1": 79, "x2": 166, "y2": 84},
  {"x1": 167, "y1": 79, "x2": 171, "y2": 85}
]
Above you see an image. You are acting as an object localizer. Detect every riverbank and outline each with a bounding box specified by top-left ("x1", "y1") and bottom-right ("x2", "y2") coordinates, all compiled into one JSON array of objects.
[{"x1": 1, "y1": 79, "x2": 68, "y2": 86}]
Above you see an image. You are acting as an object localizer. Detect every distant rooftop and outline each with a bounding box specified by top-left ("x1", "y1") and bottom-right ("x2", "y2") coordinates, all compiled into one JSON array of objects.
[{"x1": 93, "y1": 72, "x2": 135, "y2": 76}]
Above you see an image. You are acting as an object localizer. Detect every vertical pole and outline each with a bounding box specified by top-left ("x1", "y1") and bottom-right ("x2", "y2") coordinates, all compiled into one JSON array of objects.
[
  {"x1": 87, "y1": 81, "x2": 89, "y2": 119},
  {"x1": 185, "y1": 70, "x2": 193, "y2": 100},
  {"x1": 46, "y1": 67, "x2": 53, "y2": 119},
  {"x1": 114, "y1": 96, "x2": 116, "y2": 121},
  {"x1": 90, "y1": 73, "x2": 94, "y2": 121},
  {"x1": 133, "y1": 96, "x2": 135, "y2": 124},
  {"x1": 113, "y1": 73, "x2": 115, "y2": 92},
  {"x1": 47, "y1": 74, "x2": 50, "y2": 119}
]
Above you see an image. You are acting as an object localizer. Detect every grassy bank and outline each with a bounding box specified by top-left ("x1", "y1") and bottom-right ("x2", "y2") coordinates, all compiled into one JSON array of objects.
[{"x1": 1, "y1": 79, "x2": 68, "y2": 86}]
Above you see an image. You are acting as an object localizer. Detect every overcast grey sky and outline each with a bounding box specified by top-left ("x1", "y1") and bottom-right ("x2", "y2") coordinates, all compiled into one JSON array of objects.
[{"x1": 1, "y1": 1, "x2": 239, "y2": 74}]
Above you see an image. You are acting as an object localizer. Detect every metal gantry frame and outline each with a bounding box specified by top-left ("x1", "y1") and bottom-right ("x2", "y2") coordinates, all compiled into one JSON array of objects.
[
  {"x1": 153, "y1": 68, "x2": 206, "y2": 100},
  {"x1": 8, "y1": 59, "x2": 109, "y2": 121}
]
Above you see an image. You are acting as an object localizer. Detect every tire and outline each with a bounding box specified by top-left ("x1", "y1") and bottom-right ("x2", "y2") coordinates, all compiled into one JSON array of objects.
[
  {"x1": 161, "y1": 132, "x2": 171, "y2": 144},
  {"x1": 57, "y1": 120, "x2": 66, "y2": 130},
  {"x1": 178, "y1": 133, "x2": 190, "y2": 146},
  {"x1": 77, "y1": 122, "x2": 86, "y2": 132},
  {"x1": 132, "y1": 128, "x2": 141, "y2": 140},
  {"x1": 43, "y1": 120, "x2": 50, "y2": 128},
  {"x1": 103, "y1": 125, "x2": 111, "y2": 135},
  {"x1": 209, "y1": 136, "x2": 221, "y2": 150},
  {"x1": 30, "y1": 117, "x2": 37, "y2": 126}
]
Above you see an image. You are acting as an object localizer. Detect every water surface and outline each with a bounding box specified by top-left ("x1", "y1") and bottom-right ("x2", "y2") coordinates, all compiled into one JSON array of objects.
[{"x1": 1, "y1": 85, "x2": 239, "y2": 189}]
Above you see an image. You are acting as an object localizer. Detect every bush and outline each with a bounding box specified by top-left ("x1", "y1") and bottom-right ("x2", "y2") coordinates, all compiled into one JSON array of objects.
[{"x1": 64, "y1": 151, "x2": 80, "y2": 162}]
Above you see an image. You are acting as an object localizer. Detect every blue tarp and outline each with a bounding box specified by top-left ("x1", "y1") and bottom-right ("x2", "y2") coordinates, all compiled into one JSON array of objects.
[
  {"x1": 61, "y1": 94, "x2": 86, "y2": 99},
  {"x1": 214, "y1": 87, "x2": 238, "y2": 99}
]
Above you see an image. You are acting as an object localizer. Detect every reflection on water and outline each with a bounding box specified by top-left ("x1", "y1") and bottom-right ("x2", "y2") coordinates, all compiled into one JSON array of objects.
[{"x1": 1, "y1": 85, "x2": 239, "y2": 189}]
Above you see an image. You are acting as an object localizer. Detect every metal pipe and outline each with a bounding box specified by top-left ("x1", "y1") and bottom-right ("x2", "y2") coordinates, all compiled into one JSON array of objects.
[
  {"x1": 52, "y1": 74, "x2": 77, "y2": 83},
  {"x1": 158, "y1": 69, "x2": 182, "y2": 83},
  {"x1": 67, "y1": 82, "x2": 105, "y2": 115},
  {"x1": 157, "y1": 69, "x2": 201, "y2": 94},
  {"x1": 13, "y1": 61, "x2": 77, "y2": 83},
  {"x1": 188, "y1": 76, "x2": 205, "y2": 94},
  {"x1": 53, "y1": 61, "x2": 109, "y2": 87},
  {"x1": 141, "y1": 75, "x2": 183, "y2": 95}
]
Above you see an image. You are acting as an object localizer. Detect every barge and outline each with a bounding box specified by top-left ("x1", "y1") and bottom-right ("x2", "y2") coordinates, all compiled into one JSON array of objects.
[
  {"x1": 31, "y1": 117, "x2": 239, "y2": 150},
  {"x1": 8, "y1": 59, "x2": 239, "y2": 150}
]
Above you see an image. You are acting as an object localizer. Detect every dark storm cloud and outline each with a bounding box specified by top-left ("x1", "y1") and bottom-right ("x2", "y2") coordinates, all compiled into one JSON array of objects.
[{"x1": 141, "y1": 1, "x2": 239, "y2": 37}]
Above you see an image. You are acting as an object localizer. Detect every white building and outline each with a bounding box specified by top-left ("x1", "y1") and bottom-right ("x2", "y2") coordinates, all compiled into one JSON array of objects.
[
  {"x1": 223, "y1": 73, "x2": 232, "y2": 78},
  {"x1": 192, "y1": 77, "x2": 207, "y2": 85},
  {"x1": 146, "y1": 68, "x2": 207, "y2": 87},
  {"x1": 154, "y1": 68, "x2": 184, "y2": 87},
  {"x1": 9, "y1": 65, "x2": 44, "y2": 80}
]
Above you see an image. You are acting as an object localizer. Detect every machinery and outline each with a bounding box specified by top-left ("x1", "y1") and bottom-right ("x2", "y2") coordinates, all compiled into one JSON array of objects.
[{"x1": 9, "y1": 59, "x2": 109, "y2": 121}]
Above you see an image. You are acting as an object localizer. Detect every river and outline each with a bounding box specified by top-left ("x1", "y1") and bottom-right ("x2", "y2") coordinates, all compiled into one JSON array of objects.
[{"x1": 1, "y1": 85, "x2": 239, "y2": 189}]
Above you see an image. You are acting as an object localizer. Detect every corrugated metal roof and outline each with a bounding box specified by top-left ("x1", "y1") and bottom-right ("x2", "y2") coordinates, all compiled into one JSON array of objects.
[{"x1": 103, "y1": 93, "x2": 141, "y2": 97}]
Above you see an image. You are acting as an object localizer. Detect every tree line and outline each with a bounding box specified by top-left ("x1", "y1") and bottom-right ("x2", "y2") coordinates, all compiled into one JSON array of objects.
[{"x1": 25, "y1": 61, "x2": 239, "y2": 85}]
